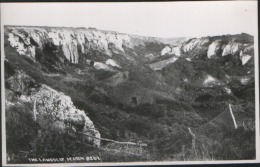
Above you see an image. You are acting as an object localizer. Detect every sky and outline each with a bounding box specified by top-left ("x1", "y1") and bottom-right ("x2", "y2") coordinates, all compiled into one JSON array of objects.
[{"x1": 1, "y1": 1, "x2": 258, "y2": 38}]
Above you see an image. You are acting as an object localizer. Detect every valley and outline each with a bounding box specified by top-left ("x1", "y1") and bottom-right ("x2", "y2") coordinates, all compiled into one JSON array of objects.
[{"x1": 4, "y1": 25, "x2": 255, "y2": 163}]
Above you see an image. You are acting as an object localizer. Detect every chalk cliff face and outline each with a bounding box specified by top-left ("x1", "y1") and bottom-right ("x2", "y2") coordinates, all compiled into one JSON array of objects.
[
  {"x1": 159, "y1": 34, "x2": 254, "y2": 66},
  {"x1": 185, "y1": 36, "x2": 253, "y2": 63},
  {"x1": 161, "y1": 46, "x2": 181, "y2": 57},
  {"x1": 207, "y1": 40, "x2": 222, "y2": 59},
  {"x1": 5, "y1": 26, "x2": 162, "y2": 64},
  {"x1": 182, "y1": 37, "x2": 210, "y2": 53},
  {"x1": 222, "y1": 42, "x2": 243, "y2": 56},
  {"x1": 6, "y1": 26, "x2": 254, "y2": 70}
]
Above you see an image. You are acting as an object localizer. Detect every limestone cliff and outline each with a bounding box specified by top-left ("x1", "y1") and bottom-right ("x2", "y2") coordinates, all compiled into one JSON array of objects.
[
  {"x1": 5, "y1": 26, "x2": 162, "y2": 64},
  {"x1": 207, "y1": 40, "x2": 222, "y2": 59},
  {"x1": 159, "y1": 34, "x2": 254, "y2": 66},
  {"x1": 182, "y1": 37, "x2": 210, "y2": 53}
]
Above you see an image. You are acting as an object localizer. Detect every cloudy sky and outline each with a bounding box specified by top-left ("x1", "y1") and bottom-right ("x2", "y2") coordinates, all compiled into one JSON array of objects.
[{"x1": 1, "y1": 1, "x2": 257, "y2": 38}]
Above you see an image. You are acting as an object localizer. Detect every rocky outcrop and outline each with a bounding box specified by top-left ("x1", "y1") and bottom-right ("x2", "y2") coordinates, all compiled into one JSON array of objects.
[
  {"x1": 158, "y1": 34, "x2": 254, "y2": 66},
  {"x1": 182, "y1": 37, "x2": 210, "y2": 53},
  {"x1": 106, "y1": 59, "x2": 121, "y2": 68},
  {"x1": 240, "y1": 51, "x2": 252, "y2": 66},
  {"x1": 8, "y1": 33, "x2": 36, "y2": 61},
  {"x1": 222, "y1": 42, "x2": 243, "y2": 56},
  {"x1": 161, "y1": 46, "x2": 181, "y2": 57},
  {"x1": 161, "y1": 46, "x2": 171, "y2": 56},
  {"x1": 149, "y1": 57, "x2": 178, "y2": 70},
  {"x1": 5, "y1": 70, "x2": 101, "y2": 148},
  {"x1": 203, "y1": 74, "x2": 222, "y2": 87},
  {"x1": 5, "y1": 26, "x2": 162, "y2": 64},
  {"x1": 207, "y1": 40, "x2": 222, "y2": 59},
  {"x1": 94, "y1": 62, "x2": 114, "y2": 71}
]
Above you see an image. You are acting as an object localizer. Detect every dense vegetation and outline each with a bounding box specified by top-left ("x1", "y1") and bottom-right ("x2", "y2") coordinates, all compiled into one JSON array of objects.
[{"x1": 4, "y1": 32, "x2": 255, "y2": 163}]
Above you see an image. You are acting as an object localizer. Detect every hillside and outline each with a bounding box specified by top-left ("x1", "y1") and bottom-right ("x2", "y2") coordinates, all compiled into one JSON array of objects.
[{"x1": 4, "y1": 25, "x2": 255, "y2": 163}]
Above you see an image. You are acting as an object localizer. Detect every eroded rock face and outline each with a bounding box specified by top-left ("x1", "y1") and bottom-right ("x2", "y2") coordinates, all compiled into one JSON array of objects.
[
  {"x1": 6, "y1": 70, "x2": 101, "y2": 148},
  {"x1": 106, "y1": 59, "x2": 121, "y2": 68},
  {"x1": 240, "y1": 51, "x2": 252, "y2": 66},
  {"x1": 222, "y1": 42, "x2": 243, "y2": 56},
  {"x1": 5, "y1": 26, "x2": 162, "y2": 64},
  {"x1": 161, "y1": 46, "x2": 181, "y2": 57},
  {"x1": 94, "y1": 62, "x2": 114, "y2": 71},
  {"x1": 8, "y1": 33, "x2": 36, "y2": 61},
  {"x1": 161, "y1": 46, "x2": 171, "y2": 56},
  {"x1": 182, "y1": 37, "x2": 210, "y2": 53},
  {"x1": 207, "y1": 40, "x2": 222, "y2": 59},
  {"x1": 203, "y1": 74, "x2": 222, "y2": 87},
  {"x1": 159, "y1": 34, "x2": 254, "y2": 66}
]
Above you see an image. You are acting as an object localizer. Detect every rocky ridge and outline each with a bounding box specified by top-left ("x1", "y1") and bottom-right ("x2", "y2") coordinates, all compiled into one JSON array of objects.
[
  {"x1": 160, "y1": 34, "x2": 254, "y2": 66},
  {"x1": 5, "y1": 26, "x2": 163, "y2": 65}
]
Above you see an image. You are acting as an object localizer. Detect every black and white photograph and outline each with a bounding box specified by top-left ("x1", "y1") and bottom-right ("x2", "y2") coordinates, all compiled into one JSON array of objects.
[{"x1": 1, "y1": 1, "x2": 259, "y2": 166}]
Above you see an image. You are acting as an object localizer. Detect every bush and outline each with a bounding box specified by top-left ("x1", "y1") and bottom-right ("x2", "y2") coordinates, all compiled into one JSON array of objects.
[{"x1": 6, "y1": 103, "x2": 37, "y2": 157}]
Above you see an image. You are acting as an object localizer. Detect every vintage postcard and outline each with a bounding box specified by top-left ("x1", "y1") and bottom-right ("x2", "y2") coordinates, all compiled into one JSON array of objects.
[{"x1": 1, "y1": 1, "x2": 259, "y2": 166}]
